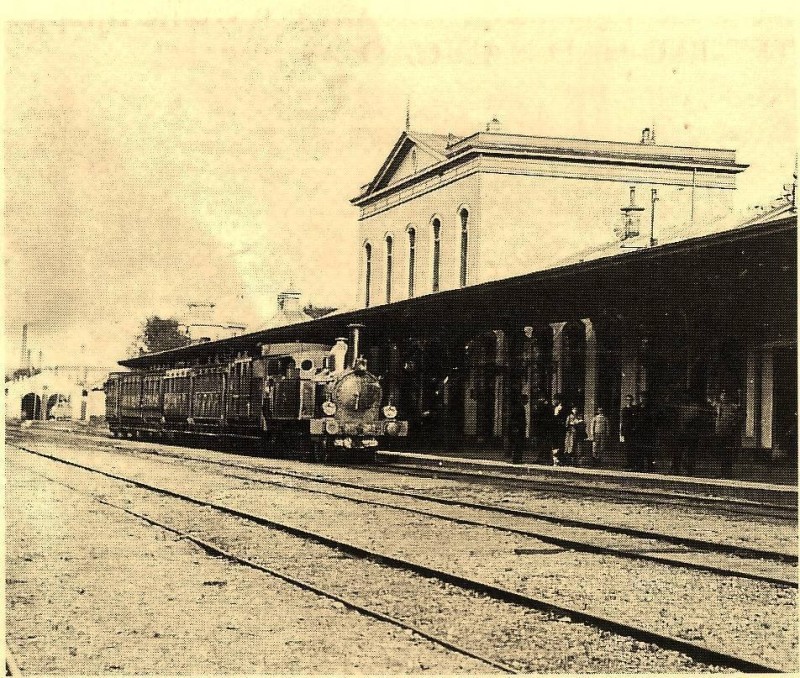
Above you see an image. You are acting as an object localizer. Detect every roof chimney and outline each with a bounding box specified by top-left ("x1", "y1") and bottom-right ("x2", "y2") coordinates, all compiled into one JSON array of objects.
[
  {"x1": 486, "y1": 117, "x2": 502, "y2": 133},
  {"x1": 277, "y1": 289, "x2": 301, "y2": 313}
]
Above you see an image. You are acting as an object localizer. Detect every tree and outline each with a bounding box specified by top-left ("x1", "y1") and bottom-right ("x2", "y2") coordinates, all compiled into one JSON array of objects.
[
  {"x1": 6, "y1": 367, "x2": 41, "y2": 382},
  {"x1": 133, "y1": 316, "x2": 191, "y2": 355}
]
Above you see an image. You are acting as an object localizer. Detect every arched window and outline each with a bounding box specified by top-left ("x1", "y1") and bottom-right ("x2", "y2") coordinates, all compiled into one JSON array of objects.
[
  {"x1": 364, "y1": 243, "x2": 372, "y2": 307},
  {"x1": 385, "y1": 235, "x2": 393, "y2": 303},
  {"x1": 408, "y1": 228, "x2": 416, "y2": 298},
  {"x1": 459, "y1": 208, "x2": 469, "y2": 287},
  {"x1": 432, "y1": 218, "x2": 441, "y2": 292}
]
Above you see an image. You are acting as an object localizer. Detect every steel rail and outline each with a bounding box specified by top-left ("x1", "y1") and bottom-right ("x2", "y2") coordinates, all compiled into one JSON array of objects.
[
  {"x1": 217, "y1": 470, "x2": 797, "y2": 588},
  {"x1": 8, "y1": 426, "x2": 795, "y2": 517},
  {"x1": 12, "y1": 462, "x2": 515, "y2": 675},
  {"x1": 11, "y1": 443, "x2": 787, "y2": 674},
  {"x1": 7, "y1": 427, "x2": 794, "y2": 519},
  {"x1": 97, "y1": 442, "x2": 797, "y2": 566},
  {"x1": 379, "y1": 462, "x2": 797, "y2": 519}
]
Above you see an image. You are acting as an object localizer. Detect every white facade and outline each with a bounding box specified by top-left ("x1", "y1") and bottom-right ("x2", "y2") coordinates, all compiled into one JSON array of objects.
[
  {"x1": 352, "y1": 127, "x2": 745, "y2": 307},
  {"x1": 6, "y1": 365, "x2": 113, "y2": 421}
]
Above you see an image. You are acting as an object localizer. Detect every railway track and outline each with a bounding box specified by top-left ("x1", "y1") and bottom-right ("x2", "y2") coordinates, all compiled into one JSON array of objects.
[
  {"x1": 7, "y1": 425, "x2": 795, "y2": 519},
  {"x1": 7, "y1": 430, "x2": 796, "y2": 583},
  {"x1": 374, "y1": 462, "x2": 798, "y2": 520},
  {"x1": 8, "y1": 441, "x2": 793, "y2": 673},
  {"x1": 12, "y1": 462, "x2": 516, "y2": 674},
  {"x1": 78, "y1": 439, "x2": 797, "y2": 586}
]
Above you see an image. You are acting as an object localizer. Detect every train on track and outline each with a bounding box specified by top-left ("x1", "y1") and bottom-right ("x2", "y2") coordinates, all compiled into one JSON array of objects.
[{"x1": 105, "y1": 324, "x2": 408, "y2": 462}]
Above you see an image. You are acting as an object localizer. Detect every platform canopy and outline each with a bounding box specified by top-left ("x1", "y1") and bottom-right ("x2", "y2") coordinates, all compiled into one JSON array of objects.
[{"x1": 119, "y1": 212, "x2": 796, "y2": 370}]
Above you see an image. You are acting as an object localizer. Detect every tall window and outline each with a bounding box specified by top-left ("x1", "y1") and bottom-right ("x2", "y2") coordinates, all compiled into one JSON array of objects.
[
  {"x1": 364, "y1": 243, "x2": 372, "y2": 307},
  {"x1": 432, "y1": 218, "x2": 441, "y2": 292},
  {"x1": 460, "y1": 208, "x2": 469, "y2": 287},
  {"x1": 385, "y1": 236, "x2": 393, "y2": 303},
  {"x1": 408, "y1": 228, "x2": 416, "y2": 298}
]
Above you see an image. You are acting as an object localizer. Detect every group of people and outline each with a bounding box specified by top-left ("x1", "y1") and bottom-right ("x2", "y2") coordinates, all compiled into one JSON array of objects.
[
  {"x1": 509, "y1": 394, "x2": 612, "y2": 467},
  {"x1": 671, "y1": 389, "x2": 742, "y2": 478},
  {"x1": 509, "y1": 389, "x2": 743, "y2": 477}
]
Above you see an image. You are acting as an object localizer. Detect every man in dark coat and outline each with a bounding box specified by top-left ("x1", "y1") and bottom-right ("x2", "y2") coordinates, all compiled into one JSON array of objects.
[
  {"x1": 637, "y1": 392, "x2": 656, "y2": 471},
  {"x1": 532, "y1": 397, "x2": 552, "y2": 463},
  {"x1": 713, "y1": 390, "x2": 742, "y2": 479},
  {"x1": 509, "y1": 394, "x2": 529, "y2": 464}
]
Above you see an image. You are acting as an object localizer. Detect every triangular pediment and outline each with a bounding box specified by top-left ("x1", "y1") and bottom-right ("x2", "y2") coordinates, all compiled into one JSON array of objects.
[{"x1": 364, "y1": 131, "x2": 454, "y2": 197}]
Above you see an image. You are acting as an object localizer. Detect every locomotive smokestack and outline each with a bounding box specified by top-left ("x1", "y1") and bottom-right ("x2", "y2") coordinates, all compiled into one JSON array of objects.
[{"x1": 348, "y1": 323, "x2": 366, "y2": 369}]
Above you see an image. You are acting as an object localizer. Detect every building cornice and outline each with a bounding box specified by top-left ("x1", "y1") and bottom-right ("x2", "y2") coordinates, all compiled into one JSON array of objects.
[{"x1": 352, "y1": 133, "x2": 748, "y2": 208}]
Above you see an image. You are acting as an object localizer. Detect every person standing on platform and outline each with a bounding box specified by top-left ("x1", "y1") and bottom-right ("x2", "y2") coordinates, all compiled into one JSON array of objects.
[
  {"x1": 551, "y1": 395, "x2": 567, "y2": 466},
  {"x1": 672, "y1": 391, "x2": 709, "y2": 475},
  {"x1": 589, "y1": 406, "x2": 610, "y2": 467},
  {"x1": 532, "y1": 397, "x2": 552, "y2": 463},
  {"x1": 637, "y1": 392, "x2": 656, "y2": 471},
  {"x1": 509, "y1": 394, "x2": 529, "y2": 464},
  {"x1": 713, "y1": 390, "x2": 741, "y2": 479},
  {"x1": 620, "y1": 395, "x2": 638, "y2": 470},
  {"x1": 564, "y1": 406, "x2": 585, "y2": 466}
]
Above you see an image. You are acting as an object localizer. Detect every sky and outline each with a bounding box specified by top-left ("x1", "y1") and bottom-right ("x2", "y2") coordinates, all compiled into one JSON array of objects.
[{"x1": 3, "y1": 2, "x2": 797, "y2": 369}]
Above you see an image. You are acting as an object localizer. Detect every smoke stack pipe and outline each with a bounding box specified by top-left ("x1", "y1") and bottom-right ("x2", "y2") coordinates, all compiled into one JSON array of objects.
[
  {"x1": 21, "y1": 324, "x2": 28, "y2": 369},
  {"x1": 347, "y1": 323, "x2": 366, "y2": 369}
]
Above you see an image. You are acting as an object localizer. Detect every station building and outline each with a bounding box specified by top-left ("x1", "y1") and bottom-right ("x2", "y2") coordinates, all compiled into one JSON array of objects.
[
  {"x1": 350, "y1": 123, "x2": 797, "y2": 462},
  {"x1": 118, "y1": 122, "x2": 796, "y2": 473},
  {"x1": 352, "y1": 122, "x2": 743, "y2": 303}
]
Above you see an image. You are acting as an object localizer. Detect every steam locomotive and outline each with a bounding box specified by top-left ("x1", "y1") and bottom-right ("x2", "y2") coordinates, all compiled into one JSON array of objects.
[{"x1": 105, "y1": 324, "x2": 408, "y2": 462}]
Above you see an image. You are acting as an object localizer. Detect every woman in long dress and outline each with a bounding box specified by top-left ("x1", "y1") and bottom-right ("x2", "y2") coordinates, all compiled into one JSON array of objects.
[{"x1": 564, "y1": 406, "x2": 585, "y2": 465}]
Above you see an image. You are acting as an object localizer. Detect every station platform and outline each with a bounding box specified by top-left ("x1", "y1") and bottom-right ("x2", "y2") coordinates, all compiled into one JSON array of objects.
[{"x1": 377, "y1": 447, "x2": 798, "y2": 510}]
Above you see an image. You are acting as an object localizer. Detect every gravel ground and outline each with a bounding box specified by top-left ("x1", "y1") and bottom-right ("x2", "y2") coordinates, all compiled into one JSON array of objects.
[
  {"x1": 12, "y1": 439, "x2": 797, "y2": 671},
  {"x1": 5, "y1": 452, "x2": 499, "y2": 674},
  {"x1": 9, "y1": 447, "x2": 731, "y2": 674},
  {"x1": 14, "y1": 429, "x2": 795, "y2": 554},
  {"x1": 181, "y1": 459, "x2": 798, "y2": 583},
  {"x1": 82, "y1": 432, "x2": 797, "y2": 554},
  {"x1": 71, "y1": 441, "x2": 797, "y2": 584}
]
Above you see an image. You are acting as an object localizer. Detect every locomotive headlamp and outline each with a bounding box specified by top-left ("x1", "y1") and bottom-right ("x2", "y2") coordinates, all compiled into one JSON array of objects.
[
  {"x1": 322, "y1": 400, "x2": 337, "y2": 416},
  {"x1": 385, "y1": 421, "x2": 400, "y2": 436},
  {"x1": 324, "y1": 419, "x2": 340, "y2": 435},
  {"x1": 382, "y1": 404, "x2": 398, "y2": 419}
]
